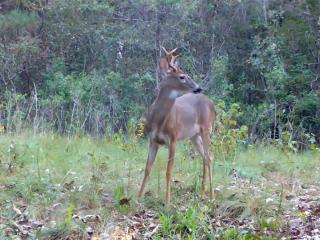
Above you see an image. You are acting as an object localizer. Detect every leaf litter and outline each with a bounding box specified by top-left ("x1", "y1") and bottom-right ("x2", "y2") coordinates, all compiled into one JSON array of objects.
[
  {"x1": 1, "y1": 160, "x2": 320, "y2": 239},
  {"x1": 2, "y1": 172, "x2": 320, "y2": 239},
  {"x1": 104, "y1": 171, "x2": 320, "y2": 239}
]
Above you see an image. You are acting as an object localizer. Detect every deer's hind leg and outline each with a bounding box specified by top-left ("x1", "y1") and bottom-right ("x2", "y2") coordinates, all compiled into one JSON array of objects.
[
  {"x1": 200, "y1": 128, "x2": 213, "y2": 199},
  {"x1": 191, "y1": 135, "x2": 208, "y2": 197}
]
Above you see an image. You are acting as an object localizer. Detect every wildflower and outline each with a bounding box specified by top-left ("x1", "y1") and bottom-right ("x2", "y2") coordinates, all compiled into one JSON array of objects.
[{"x1": 137, "y1": 119, "x2": 145, "y2": 138}]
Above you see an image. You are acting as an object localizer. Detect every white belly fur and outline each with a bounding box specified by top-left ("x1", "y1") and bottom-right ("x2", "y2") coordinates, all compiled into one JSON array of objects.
[{"x1": 178, "y1": 124, "x2": 200, "y2": 141}]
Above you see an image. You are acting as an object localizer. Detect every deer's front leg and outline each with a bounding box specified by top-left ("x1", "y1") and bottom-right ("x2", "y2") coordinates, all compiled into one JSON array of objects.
[
  {"x1": 165, "y1": 139, "x2": 176, "y2": 206},
  {"x1": 138, "y1": 140, "x2": 159, "y2": 198}
]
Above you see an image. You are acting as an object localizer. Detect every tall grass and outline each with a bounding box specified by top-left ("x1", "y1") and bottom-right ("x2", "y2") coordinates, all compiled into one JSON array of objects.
[{"x1": 0, "y1": 133, "x2": 319, "y2": 239}]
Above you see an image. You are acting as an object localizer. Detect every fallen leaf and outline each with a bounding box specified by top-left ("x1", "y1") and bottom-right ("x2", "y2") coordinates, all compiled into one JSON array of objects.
[{"x1": 119, "y1": 198, "x2": 131, "y2": 206}]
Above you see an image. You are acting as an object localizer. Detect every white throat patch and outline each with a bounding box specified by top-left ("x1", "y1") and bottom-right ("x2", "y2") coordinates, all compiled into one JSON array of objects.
[{"x1": 169, "y1": 90, "x2": 179, "y2": 99}]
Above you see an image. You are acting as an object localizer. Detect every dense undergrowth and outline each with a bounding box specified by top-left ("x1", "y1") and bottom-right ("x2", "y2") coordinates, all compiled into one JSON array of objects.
[
  {"x1": 1, "y1": 0, "x2": 320, "y2": 143},
  {"x1": 0, "y1": 132, "x2": 319, "y2": 239}
]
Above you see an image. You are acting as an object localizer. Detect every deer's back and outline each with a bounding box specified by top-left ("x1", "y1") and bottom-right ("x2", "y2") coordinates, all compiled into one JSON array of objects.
[{"x1": 175, "y1": 93, "x2": 215, "y2": 122}]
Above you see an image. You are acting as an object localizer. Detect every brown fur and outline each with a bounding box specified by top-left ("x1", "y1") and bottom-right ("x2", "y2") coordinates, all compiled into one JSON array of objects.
[{"x1": 138, "y1": 49, "x2": 216, "y2": 206}]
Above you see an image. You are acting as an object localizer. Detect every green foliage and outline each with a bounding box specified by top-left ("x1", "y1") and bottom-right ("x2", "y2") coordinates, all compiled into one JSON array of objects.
[
  {"x1": 114, "y1": 186, "x2": 130, "y2": 212},
  {"x1": 35, "y1": 200, "x2": 87, "y2": 238},
  {"x1": 66, "y1": 203, "x2": 74, "y2": 224},
  {"x1": 157, "y1": 204, "x2": 284, "y2": 239},
  {"x1": 159, "y1": 213, "x2": 174, "y2": 235},
  {"x1": 0, "y1": 10, "x2": 37, "y2": 30},
  {"x1": 175, "y1": 207, "x2": 201, "y2": 235},
  {"x1": 213, "y1": 100, "x2": 249, "y2": 161},
  {"x1": 0, "y1": 0, "x2": 319, "y2": 146},
  {"x1": 210, "y1": 55, "x2": 233, "y2": 98},
  {"x1": 221, "y1": 228, "x2": 240, "y2": 240},
  {"x1": 158, "y1": 206, "x2": 212, "y2": 238},
  {"x1": 114, "y1": 186, "x2": 124, "y2": 203}
]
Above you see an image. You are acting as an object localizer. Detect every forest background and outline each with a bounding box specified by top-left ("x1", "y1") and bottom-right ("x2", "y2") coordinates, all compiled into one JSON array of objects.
[{"x1": 0, "y1": 0, "x2": 319, "y2": 145}]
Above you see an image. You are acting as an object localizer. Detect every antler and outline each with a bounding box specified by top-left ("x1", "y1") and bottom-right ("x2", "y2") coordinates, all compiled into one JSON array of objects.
[
  {"x1": 161, "y1": 46, "x2": 179, "y2": 71},
  {"x1": 161, "y1": 46, "x2": 177, "y2": 57},
  {"x1": 170, "y1": 54, "x2": 180, "y2": 65}
]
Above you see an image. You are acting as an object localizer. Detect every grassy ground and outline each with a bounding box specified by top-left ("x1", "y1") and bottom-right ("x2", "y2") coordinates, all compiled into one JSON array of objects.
[{"x1": 0, "y1": 133, "x2": 319, "y2": 239}]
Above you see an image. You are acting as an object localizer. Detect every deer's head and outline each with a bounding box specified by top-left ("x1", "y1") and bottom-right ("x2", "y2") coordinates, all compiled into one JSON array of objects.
[{"x1": 159, "y1": 47, "x2": 202, "y2": 94}]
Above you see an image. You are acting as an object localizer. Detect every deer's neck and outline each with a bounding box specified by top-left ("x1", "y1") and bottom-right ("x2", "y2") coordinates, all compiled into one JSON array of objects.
[{"x1": 146, "y1": 86, "x2": 178, "y2": 132}]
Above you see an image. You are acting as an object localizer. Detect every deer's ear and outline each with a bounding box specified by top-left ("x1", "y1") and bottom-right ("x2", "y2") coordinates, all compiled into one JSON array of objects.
[
  {"x1": 159, "y1": 58, "x2": 170, "y2": 78},
  {"x1": 159, "y1": 58, "x2": 168, "y2": 71}
]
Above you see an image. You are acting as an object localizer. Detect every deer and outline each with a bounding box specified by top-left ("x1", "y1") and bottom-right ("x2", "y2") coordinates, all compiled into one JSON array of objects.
[{"x1": 138, "y1": 47, "x2": 216, "y2": 206}]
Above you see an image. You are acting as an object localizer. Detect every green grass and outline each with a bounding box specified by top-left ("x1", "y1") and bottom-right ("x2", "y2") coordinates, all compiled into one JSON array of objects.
[{"x1": 0, "y1": 133, "x2": 319, "y2": 239}]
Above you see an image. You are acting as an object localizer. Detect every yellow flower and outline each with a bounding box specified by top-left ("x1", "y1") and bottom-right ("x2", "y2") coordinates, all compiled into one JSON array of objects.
[
  {"x1": 229, "y1": 119, "x2": 237, "y2": 126},
  {"x1": 137, "y1": 120, "x2": 144, "y2": 138}
]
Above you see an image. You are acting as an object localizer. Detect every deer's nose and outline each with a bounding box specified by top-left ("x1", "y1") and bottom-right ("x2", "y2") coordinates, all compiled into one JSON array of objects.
[{"x1": 193, "y1": 87, "x2": 203, "y2": 94}]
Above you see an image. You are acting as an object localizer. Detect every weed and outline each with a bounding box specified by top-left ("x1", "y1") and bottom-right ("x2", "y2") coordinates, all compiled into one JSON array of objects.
[
  {"x1": 0, "y1": 133, "x2": 319, "y2": 239},
  {"x1": 159, "y1": 212, "x2": 174, "y2": 236},
  {"x1": 157, "y1": 205, "x2": 214, "y2": 239},
  {"x1": 221, "y1": 228, "x2": 240, "y2": 240},
  {"x1": 114, "y1": 186, "x2": 130, "y2": 212},
  {"x1": 36, "y1": 203, "x2": 87, "y2": 239}
]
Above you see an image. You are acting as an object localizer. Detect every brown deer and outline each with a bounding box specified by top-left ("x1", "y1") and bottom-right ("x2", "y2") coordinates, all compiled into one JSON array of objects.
[{"x1": 138, "y1": 47, "x2": 216, "y2": 206}]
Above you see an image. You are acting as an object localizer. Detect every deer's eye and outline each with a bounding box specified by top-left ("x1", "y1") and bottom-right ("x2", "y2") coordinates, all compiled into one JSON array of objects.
[{"x1": 179, "y1": 76, "x2": 185, "y2": 80}]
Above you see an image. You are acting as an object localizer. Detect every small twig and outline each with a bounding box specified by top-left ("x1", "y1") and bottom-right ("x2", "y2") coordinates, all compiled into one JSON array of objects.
[
  {"x1": 60, "y1": 169, "x2": 73, "y2": 185},
  {"x1": 144, "y1": 224, "x2": 160, "y2": 238},
  {"x1": 33, "y1": 81, "x2": 38, "y2": 134},
  {"x1": 12, "y1": 204, "x2": 22, "y2": 216},
  {"x1": 277, "y1": 183, "x2": 284, "y2": 216}
]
